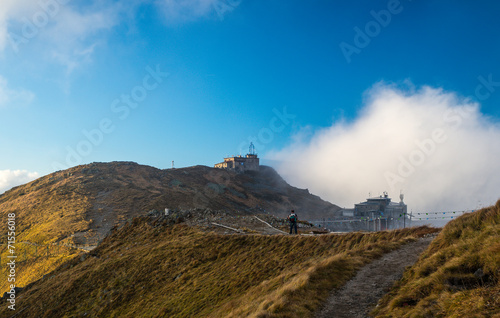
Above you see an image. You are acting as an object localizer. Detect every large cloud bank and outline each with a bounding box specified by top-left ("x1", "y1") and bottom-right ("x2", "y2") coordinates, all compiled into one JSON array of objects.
[
  {"x1": 270, "y1": 83, "x2": 500, "y2": 213},
  {"x1": 0, "y1": 169, "x2": 39, "y2": 194}
]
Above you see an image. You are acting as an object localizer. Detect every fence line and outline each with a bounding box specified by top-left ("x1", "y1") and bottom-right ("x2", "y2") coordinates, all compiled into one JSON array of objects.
[
  {"x1": 310, "y1": 210, "x2": 472, "y2": 224},
  {"x1": 0, "y1": 236, "x2": 103, "y2": 267},
  {"x1": 410, "y1": 210, "x2": 472, "y2": 221}
]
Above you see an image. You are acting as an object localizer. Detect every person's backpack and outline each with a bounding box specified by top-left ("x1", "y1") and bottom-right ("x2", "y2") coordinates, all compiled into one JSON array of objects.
[{"x1": 289, "y1": 214, "x2": 297, "y2": 222}]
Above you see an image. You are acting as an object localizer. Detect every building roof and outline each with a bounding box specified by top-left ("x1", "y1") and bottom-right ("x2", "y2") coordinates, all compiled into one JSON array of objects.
[{"x1": 388, "y1": 201, "x2": 405, "y2": 206}]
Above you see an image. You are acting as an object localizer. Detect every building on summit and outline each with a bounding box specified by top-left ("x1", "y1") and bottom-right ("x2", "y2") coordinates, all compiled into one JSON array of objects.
[
  {"x1": 328, "y1": 192, "x2": 408, "y2": 231},
  {"x1": 214, "y1": 143, "x2": 260, "y2": 172},
  {"x1": 350, "y1": 192, "x2": 407, "y2": 220}
]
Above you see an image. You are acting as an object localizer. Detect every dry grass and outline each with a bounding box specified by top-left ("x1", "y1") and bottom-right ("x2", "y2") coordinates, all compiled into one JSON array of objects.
[
  {"x1": 372, "y1": 200, "x2": 500, "y2": 318},
  {"x1": 0, "y1": 242, "x2": 79, "y2": 295},
  {"x1": 0, "y1": 162, "x2": 342, "y2": 296},
  {"x1": 0, "y1": 169, "x2": 92, "y2": 294},
  {"x1": 0, "y1": 219, "x2": 438, "y2": 318}
]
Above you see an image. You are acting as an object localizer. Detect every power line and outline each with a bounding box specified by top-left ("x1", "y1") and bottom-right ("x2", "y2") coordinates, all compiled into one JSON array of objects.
[
  {"x1": 310, "y1": 210, "x2": 473, "y2": 223},
  {"x1": 412, "y1": 210, "x2": 473, "y2": 215},
  {"x1": 409, "y1": 210, "x2": 472, "y2": 221}
]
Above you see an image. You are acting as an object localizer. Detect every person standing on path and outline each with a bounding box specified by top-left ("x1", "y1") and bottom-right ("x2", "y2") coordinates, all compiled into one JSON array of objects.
[{"x1": 288, "y1": 210, "x2": 298, "y2": 234}]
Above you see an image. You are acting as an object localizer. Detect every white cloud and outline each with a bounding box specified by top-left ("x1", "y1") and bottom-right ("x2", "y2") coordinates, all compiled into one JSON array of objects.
[
  {"x1": 155, "y1": 0, "x2": 241, "y2": 24},
  {"x1": 0, "y1": 75, "x2": 34, "y2": 107},
  {"x1": 0, "y1": 169, "x2": 39, "y2": 194},
  {"x1": 0, "y1": 0, "x2": 50, "y2": 51},
  {"x1": 0, "y1": 0, "x2": 238, "y2": 71},
  {"x1": 1, "y1": 1, "x2": 121, "y2": 72},
  {"x1": 43, "y1": 4, "x2": 121, "y2": 72},
  {"x1": 269, "y1": 83, "x2": 500, "y2": 214}
]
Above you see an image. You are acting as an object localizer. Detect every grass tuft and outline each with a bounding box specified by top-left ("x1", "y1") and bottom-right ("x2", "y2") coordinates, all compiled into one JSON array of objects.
[
  {"x1": 372, "y1": 200, "x2": 500, "y2": 318},
  {"x1": 0, "y1": 221, "x2": 438, "y2": 318}
]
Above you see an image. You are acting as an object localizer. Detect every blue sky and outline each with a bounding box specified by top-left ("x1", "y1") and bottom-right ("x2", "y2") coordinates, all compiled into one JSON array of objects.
[{"x1": 1, "y1": 0, "x2": 500, "y2": 212}]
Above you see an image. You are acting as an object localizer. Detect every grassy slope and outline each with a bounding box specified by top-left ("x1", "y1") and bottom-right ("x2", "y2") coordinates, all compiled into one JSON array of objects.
[
  {"x1": 0, "y1": 169, "x2": 92, "y2": 295},
  {"x1": 0, "y1": 220, "x2": 437, "y2": 318},
  {"x1": 372, "y1": 200, "x2": 500, "y2": 318},
  {"x1": 0, "y1": 169, "x2": 92, "y2": 244},
  {"x1": 0, "y1": 162, "x2": 340, "y2": 295}
]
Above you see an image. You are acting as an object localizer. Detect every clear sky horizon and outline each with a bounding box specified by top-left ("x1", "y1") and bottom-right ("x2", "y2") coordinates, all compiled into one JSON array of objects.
[{"x1": 1, "y1": 0, "x2": 500, "y2": 214}]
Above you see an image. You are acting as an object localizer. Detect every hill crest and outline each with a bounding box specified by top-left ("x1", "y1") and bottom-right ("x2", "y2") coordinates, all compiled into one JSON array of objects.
[{"x1": 0, "y1": 161, "x2": 340, "y2": 245}]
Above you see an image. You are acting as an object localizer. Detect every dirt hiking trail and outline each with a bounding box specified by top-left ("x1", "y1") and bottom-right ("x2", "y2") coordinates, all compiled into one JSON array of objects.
[{"x1": 314, "y1": 235, "x2": 436, "y2": 318}]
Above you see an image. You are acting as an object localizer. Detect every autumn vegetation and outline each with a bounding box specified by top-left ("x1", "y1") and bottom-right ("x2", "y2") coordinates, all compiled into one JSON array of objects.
[
  {"x1": 0, "y1": 218, "x2": 437, "y2": 317},
  {"x1": 372, "y1": 200, "x2": 500, "y2": 317}
]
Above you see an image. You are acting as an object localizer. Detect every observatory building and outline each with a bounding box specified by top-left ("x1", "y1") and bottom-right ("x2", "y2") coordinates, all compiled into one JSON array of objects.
[
  {"x1": 214, "y1": 143, "x2": 260, "y2": 172},
  {"x1": 351, "y1": 192, "x2": 407, "y2": 219},
  {"x1": 335, "y1": 192, "x2": 408, "y2": 231}
]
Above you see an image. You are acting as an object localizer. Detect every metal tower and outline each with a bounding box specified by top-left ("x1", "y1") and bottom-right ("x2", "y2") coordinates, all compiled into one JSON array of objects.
[{"x1": 249, "y1": 142, "x2": 256, "y2": 155}]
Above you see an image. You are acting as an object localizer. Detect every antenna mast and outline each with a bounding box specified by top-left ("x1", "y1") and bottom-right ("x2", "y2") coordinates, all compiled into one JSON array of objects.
[{"x1": 249, "y1": 142, "x2": 256, "y2": 155}]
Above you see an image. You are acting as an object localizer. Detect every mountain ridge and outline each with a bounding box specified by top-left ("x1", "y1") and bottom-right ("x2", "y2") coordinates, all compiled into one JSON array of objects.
[{"x1": 0, "y1": 161, "x2": 340, "y2": 246}]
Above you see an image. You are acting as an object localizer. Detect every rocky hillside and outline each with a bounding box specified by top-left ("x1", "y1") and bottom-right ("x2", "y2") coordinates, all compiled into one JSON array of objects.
[{"x1": 0, "y1": 161, "x2": 340, "y2": 245}]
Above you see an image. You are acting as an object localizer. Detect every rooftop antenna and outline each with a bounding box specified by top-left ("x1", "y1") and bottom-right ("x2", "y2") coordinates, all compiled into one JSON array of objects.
[{"x1": 249, "y1": 142, "x2": 256, "y2": 155}]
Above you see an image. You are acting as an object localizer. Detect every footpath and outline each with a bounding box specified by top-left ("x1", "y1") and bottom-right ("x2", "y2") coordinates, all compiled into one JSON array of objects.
[{"x1": 314, "y1": 235, "x2": 435, "y2": 318}]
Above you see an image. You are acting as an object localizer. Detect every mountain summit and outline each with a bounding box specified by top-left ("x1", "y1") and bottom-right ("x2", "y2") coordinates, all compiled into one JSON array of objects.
[{"x1": 0, "y1": 161, "x2": 340, "y2": 245}]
